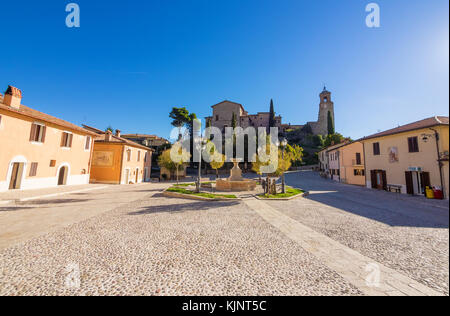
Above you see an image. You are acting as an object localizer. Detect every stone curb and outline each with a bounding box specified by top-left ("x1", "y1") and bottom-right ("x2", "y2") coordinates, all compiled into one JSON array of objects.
[
  {"x1": 255, "y1": 190, "x2": 309, "y2": 201},
  {"x1": 162, "y1": 189, "x2": 239, "y2": 201}
]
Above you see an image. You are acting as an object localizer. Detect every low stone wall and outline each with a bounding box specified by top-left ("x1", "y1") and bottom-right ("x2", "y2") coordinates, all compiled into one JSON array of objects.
[{"x1": 216, "y1": 179, "x2": 257, "y2": 192}]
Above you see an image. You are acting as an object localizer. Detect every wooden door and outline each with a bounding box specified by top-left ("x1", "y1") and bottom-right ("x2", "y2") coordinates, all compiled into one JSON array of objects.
[
  {"x1": 381, "y1": 171, "x2": 387, "y2": 191},
  {"x1": 371, "y1": 170, "x2": 377, "y2": 189},
  {"x1": 405, "y1": 171, "x2": 414, "y2": 195},
  {"x1": 420, "y1": 172, "x2": 431, "y2": 195},
  {"x1": 9, "y1": 163, "x2": 24, "y2": 190},
  {"x1": 58, "y1": 167, "x2": 67, "y2": 185}
]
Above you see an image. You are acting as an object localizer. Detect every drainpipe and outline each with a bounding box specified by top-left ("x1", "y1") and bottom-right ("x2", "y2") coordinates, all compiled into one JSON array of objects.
[{"x1": 430, "y1": 128, "x2": 445, "y2": 199}]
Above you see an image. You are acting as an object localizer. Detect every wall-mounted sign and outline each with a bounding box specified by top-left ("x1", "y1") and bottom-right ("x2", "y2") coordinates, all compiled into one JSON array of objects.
[{"x1": 408, "y1": 167, "x2": 423, "y2": 172}]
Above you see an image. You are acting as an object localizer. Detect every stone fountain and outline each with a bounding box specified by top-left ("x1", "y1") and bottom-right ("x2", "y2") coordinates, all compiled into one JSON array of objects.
[{"x1": 216, "y1": 159, "x2": 257, "y2": 192}]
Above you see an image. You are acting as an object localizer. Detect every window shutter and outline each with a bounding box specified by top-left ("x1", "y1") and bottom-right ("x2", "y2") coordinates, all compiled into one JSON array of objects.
[
  {"x1": 408, "y1": 138, "x2": 413, "y2": 152},
  {"x1": 41, "y1": 126, "x2": 46, "y2": 143},
  {"x1": 30, "y1": 124, "x2": 37, "y2": 141},
  {"x1": 29, "y1": 162, "x2": 38, "y2": 177},
  {"x1": 68, "y1": 134, "x2": 73, "y2": 147},
  {"x1": 61, "y1": 133, "x2": 66, "y2": 147},
  {"x1": 85, "y1": 136, "x2": 91, "y2": 150}
]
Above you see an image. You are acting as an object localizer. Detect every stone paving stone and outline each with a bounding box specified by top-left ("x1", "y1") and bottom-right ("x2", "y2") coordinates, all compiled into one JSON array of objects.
[
  {"x1": 0, "y1": 191, "x2": 364, "y2": 296},
  {"x1": 243, "y1": 197, "x2": 444, "y2": 296}
]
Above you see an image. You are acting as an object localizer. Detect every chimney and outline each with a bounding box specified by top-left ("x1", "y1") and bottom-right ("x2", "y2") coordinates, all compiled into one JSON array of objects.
[
  {"x1": 105, "y1": 130, "x2": 112, "y2": 142},
  {"x1": 115, "y1": 129, "x2": 121, "y2": 138},
  {"x1": 3, "y1": 86, "x2": 22, "y2": 109}
]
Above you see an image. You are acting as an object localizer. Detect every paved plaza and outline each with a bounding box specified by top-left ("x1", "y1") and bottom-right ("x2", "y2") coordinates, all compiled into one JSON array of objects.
[{"x1": 0, "y1": 172, "x2": 448, "y2": 296}]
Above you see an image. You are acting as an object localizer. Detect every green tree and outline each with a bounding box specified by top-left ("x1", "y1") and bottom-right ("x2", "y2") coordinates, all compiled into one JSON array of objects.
[
  {"x1": 158, "y1": 145, "x2": 190, "y2": 184},
  {"x1": 231, "y1": 112, "x2": 237, "y2": 129},
  {"x1": 269, "y1": 99, "x2": 276, "y2": 128},
  {"x1": 323, "y1": 133, "x2": 351, "y2": 147},
  {"x1": 105, "y1": 126, "x2": 114, "y2": 133},
  {"x1": 210, "y1": 152, "x2": 226, "y2": 179},
  {"x1": 327, "y1": 111, "x2": 335, "y2": 135},
  {"x1": 313, "y1": 134, "x2": 325, "y2": 148},
  {"x1": 169, "y1": 107, "x2": 190, "y2": 140}
]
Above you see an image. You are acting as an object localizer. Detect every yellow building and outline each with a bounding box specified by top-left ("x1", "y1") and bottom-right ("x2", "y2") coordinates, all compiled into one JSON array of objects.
[
  {"x1": 0, "y1": 86, "x2": 96, "y2": 192},
  {"x1": 83, "y1": 126, "x2": 152, "y2": 184},
  {"x1": 327, "y1": 141, "x2": 366, "y2": 186},
  {"x1": 360, "y1": 117, "x2": 449, "y2": 199}
]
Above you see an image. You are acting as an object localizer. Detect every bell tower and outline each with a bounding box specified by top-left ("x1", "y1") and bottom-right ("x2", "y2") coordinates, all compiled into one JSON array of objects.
[{"x1": 317, "y1": 87, "x2": 335, "y2": 135}]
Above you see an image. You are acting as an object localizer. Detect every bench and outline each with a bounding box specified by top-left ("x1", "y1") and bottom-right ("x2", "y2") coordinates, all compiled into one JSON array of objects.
[{"x1": 387, "y1": 184, "x2": 402, "y2": 193}]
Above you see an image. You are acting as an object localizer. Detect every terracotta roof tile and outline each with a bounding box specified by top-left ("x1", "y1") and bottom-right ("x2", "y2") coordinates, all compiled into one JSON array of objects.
[
  {"x1": 0, "y1": 100, "x2": 97, "y2": 136},
  {"x1": 82, "y1": 125, "x2": 153, "y2": 151},
  {"x1": 360, "y1": 116, "x2": 449, "y2": 141}
]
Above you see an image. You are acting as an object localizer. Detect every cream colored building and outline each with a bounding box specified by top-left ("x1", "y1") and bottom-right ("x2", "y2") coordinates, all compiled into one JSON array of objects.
[
  {"x1": 360, "y1": 117, "x2": 449, "y2": 199},
  {"x1": 0, "y1": 86, "x2": 96, "y2": 192},
  {"x1": 333, "y1": 142, "x2": 365, "y2": 186}
]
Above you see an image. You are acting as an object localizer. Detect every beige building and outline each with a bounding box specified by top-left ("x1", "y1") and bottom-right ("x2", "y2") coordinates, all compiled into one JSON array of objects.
[
  {"x1": 360, "y1": 117, "x2": 449, "y2": 199},
  {"x1": 83, "y1": 126, "x2": 153, "y2": 184},
  {"x1": 0, "y1": 86, "x2": 96, "y2": 192},
  {"x1": 326, "y1": 142, "x2": 365, "y2": 186}
]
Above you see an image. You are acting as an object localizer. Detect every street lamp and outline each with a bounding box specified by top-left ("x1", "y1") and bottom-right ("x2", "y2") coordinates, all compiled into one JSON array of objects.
[
  {"x1": 196, "y1": 137, "x2": 208, "y2": 193},
  {"x1": 281, "y1": 138, "x2": 288, "y2": 194}
]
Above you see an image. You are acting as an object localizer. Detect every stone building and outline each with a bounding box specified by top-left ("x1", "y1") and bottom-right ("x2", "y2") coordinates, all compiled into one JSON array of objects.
[
  {"x1": 205, "y1": 101, "x2": 282, "y2": 132},
  {"x1": 207, "y1": 88, "x2": 335, "y2": 137}
]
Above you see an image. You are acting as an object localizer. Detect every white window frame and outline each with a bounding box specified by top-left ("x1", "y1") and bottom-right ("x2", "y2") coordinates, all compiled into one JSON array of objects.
[
  {"x1": 30, "y1": 121, "x2": 46, "y2": 145},
  {"x1": 61, "y1": 131, "x2": 74, "y2": 150}
]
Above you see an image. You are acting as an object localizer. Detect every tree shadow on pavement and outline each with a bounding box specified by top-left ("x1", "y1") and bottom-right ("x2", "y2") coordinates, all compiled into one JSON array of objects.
[
  {"x1": 305, "y1": 191, "x2": 449, "y2": 229},
  {"x1": 128, "y1": 200, "x2": 241, "y2": 215}
]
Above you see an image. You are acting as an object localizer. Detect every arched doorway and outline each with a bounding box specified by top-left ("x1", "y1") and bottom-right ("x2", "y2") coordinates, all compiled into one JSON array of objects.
[
  {"x1": 58, "y1": 166, "x2": 68, "y2": 186},
  {"x1": 7, "y1": 156, "x2": 27, "y2": 190}
]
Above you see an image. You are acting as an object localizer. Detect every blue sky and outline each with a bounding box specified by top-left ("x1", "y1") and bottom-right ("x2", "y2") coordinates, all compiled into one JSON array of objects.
[{"x1": 1, "y1": 0, "x2": 448, "y2": 140}]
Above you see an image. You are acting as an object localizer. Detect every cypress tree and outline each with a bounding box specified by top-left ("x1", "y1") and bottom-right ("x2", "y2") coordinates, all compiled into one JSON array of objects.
[
  {"x1": 327, "y1": 111, "x2": 335, "y2": 135},
  {"x1": 269, "y1": 99, "x2": 276, "y2": 128}
]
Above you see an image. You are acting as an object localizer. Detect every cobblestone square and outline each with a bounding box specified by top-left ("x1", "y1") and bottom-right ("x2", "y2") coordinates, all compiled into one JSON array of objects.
[{"x1": 0, "y1": 172, "x2": 448, "y2": 296}]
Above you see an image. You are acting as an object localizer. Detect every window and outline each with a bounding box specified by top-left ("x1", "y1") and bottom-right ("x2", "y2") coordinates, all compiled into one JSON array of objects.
[
  {"x1": 216, "y1": 115, "x2": 219, "y2": 121},
  {"x1": 408, "y1": 137, "x2": 419, "y2": 153},
  {"x1": 61, "y1": 132, "x2": 73, "y2": 148},
  {"x1": 29, "y1": 163, "x2": 38, "y2": 177},
  {"x1": 144, "y1": 152, "x2": 148, "y2": 162},
  {"x1": 373, "y1": 142, "x2": 380, "y2": 156},
  {"x1": 0, "y1": 115, "x2": 2, "y2": 127},
  {"x1": 30, "y1": 123, "x2": 46, "y2": 143},
  {"x1": 137, "y1": 151, "x2": 141, "y2": 162},
  {"x1": 127, "y1": 149, "x2": 131, "y2": 162},
  {"x1": 356, "y1": 153, "x2": 362, "y2": 165},
  {"x1": 85, "y1": 136, "x2": 91, "y2": 150},
  {"x1": 354, "y1": 169, "x2": 365, "y2": 176}
]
